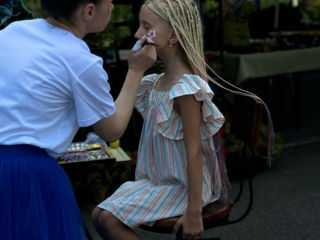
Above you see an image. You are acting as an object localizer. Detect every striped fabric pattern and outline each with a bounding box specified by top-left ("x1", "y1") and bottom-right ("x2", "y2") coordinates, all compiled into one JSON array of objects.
[{"x1": 97, "y1": 74, "x2": 225, "y2": 228}]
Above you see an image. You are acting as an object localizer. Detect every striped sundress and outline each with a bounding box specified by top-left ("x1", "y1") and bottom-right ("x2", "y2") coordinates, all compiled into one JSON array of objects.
[{"x1": 97, "y1": 73, "x2": 226, "y2": 228}]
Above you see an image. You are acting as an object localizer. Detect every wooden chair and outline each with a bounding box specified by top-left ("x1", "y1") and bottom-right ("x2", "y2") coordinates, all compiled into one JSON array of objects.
[{"x1": 139, "y1": 95, "x2": 264, "y2": 240}]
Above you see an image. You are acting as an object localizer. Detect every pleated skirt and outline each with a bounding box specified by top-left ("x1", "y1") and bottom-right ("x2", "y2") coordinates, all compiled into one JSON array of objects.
[{"x1": 0, "y1": 145, "x2": 87, "y2": 240}]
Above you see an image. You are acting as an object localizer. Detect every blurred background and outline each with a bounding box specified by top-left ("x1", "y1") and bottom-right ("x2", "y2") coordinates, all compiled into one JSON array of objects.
[
  {"x1": 2, "y1": 0, "x2": 320, "y2": 197},
  {"x1": 1, "y1": 1, "x2": 320, "y2": 239}
]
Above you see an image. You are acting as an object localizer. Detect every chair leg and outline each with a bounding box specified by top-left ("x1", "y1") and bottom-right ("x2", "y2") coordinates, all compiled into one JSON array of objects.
[
  {"x1": 234, "y1": 178, "x2": 244, "y2": 203},
  {"x1": 228, "y1": 174, "x2": 254, "y2": 224}
]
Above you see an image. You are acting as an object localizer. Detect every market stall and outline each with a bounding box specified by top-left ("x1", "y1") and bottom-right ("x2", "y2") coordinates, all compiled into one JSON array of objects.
[{"x1": 223, "y1": 46, "x2": 320, "y2": 83}]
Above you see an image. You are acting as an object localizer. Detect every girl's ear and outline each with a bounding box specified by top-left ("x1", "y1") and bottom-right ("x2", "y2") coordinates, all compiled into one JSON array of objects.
[{"x1": 168, "y1": 28, "x2": 179, "y2": 45}]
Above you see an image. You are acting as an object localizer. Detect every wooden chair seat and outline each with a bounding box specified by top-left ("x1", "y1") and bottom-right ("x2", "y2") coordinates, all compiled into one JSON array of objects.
[{"x1": 140, "y1": 199, "x2": 232, "y2": 234}]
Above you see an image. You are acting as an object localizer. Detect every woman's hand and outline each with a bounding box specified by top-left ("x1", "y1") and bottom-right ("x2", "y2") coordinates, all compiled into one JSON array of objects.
[
  {"x1": 173, "y1": 211, "x2": 204, "y2": 240},
  {"x1": 128, "y1": 37, "x2": 157, "y2": 74},
  {"x1": 93, "y1": 38, "x2": 156, "y2": 142}
]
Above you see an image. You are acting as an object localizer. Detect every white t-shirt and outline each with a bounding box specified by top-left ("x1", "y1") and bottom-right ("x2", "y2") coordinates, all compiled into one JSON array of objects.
[{"x1": 0, "y1": 19, "x2": 116, "y2": 158}]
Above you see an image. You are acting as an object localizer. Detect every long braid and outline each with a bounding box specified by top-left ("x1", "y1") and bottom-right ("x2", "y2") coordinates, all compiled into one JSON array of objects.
[{"x1": 143, "y1": 0, "x2": 274, "y2": 167}]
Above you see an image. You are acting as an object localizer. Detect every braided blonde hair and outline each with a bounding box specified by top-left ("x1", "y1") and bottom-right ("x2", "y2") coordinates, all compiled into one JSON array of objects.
[
  {"x1": 143, "y1": 0, "x2": 274, "y2": 166},
  {"x1": 144, "y1": 0, "x2": 207, "y2": 80}
]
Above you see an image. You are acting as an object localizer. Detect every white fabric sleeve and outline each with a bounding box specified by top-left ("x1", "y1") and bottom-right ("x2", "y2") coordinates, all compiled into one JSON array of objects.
[{"x1": 73, "y1": 62, "x2": 116, "y2": 127}]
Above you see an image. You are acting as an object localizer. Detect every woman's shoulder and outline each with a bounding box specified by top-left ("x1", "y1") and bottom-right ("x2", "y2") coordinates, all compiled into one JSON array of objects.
[{"x1": 1, "y1": 18, "x2": 39, "y2": 34}]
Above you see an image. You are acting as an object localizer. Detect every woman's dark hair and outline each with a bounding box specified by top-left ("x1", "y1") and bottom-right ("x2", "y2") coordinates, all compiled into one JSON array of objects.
[{"x1": 41, "y1": 0, "x2": 102, "y2": 20}]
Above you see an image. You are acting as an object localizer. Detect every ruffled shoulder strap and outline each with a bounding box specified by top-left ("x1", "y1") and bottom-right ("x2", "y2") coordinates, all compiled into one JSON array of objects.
[
  {"x1": 135, "y1": 74, "x2": 159, "y2": 117},
  {"x1": 168, "y1": 74, "x2": 214, "y2": 101},
  {"x1": 157, "y1": 74, "x2": 225, "y2": 140}
]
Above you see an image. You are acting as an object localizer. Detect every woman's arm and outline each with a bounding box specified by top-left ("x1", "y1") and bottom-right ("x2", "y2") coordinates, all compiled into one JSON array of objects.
[
  {"x1": 92, "y1": 68, "x2": 144, "y2": 142},
  {"x1": 92, "y1": 40, "x2": 156, "y2": 142},
  {"x1": 173, "y1": 94, "x2": 204, "y2": 239}
]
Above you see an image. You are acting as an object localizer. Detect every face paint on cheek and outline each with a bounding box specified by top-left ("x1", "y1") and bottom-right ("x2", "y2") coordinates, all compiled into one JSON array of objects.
[
  {"x1": 144, "y1": 30, "x2": 159, "y2": 46},
  {"x1": 145, "y1": 30, "x2": 159, "y2": 47},
  {"x1": 131, "y1": 30, "x2": 158, "y2": 52},
  {"x1": 148, "y1": 30, "x2": 156, "y2": 39}
]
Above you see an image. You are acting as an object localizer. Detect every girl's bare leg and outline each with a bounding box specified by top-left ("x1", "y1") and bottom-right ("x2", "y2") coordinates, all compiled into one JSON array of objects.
[{"x1": 91, "y1": 207, "x2": 141, "y2": 240}]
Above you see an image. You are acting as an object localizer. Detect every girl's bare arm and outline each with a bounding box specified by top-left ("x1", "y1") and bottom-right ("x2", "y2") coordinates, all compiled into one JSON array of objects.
[{"x1": 173, "y1": 94, "x2": 204, "y2": 239}]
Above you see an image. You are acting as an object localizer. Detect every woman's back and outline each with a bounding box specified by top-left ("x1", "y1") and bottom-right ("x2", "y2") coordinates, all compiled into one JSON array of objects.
[{"x1": 0, "y1": 19, "x2": 114, "y2": 157}]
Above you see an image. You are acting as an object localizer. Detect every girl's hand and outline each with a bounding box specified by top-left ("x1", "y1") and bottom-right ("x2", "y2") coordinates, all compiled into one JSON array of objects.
[{"x1": 173, "y1": 211, "x2": 204, "y2": 240}]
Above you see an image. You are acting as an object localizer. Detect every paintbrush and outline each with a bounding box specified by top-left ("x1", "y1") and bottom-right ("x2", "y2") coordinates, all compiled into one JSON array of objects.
[{"x1": 143, "y1": 42, "x2": 159, "y2": 47}]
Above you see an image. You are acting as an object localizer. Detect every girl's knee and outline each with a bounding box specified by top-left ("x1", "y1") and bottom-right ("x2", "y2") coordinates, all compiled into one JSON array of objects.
[
  {"x1": 91, "y1": 208, "x2": 140, "y2": 240},
  {"x1": 91, "y1": 207, "x2": 118, "y2": 228},
  {"x1": 91, "y1": 207, "x2": 102, "y2": 223}
]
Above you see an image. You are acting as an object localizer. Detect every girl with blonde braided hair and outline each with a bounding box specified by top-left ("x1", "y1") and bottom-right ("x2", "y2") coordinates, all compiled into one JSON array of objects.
[{"x1": 92, "y1": 1, "x2": 273, "y2": 239}]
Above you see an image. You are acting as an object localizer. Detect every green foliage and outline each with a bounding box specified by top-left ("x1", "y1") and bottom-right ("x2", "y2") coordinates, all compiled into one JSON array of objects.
[
  {"x1": 13, "y1": 1, "x2": 320, "y2": 48},
  {"x1": 301, "y1": 0, "x2": 320, "y2": 25},
  {"x1": 23, "y1": 0, "x2": 41, "y2": 17},
  {"x1": 220, "y1": 120, "x2": 283, "y2": 159},
  {"x1": 0, "y1": 0, "x2": 32, "y2": 28},
  {"x1": 145, "y1": 60, "x2": 164, "y2": 75},
  {"x1": 64, "y1": 161, "x2": 135, "y2": 204},
  {"x1": 260, "y1": 0, "x2": 320, "y2": 26},
  {"x1": 111, "y1": 4, "x2": 134, "y2": 23},
  {"x1": 84, "y1": 4, "x2": 135, "y2": 48},
  {"x1": 258, "y1": 124, "x2": 283, "y2": 157},
  {"x1": 84, "y1": 24, "x2": 116, "y2": 48},
  {"x1": 260, "y1": 0, "x2": 291, "y2": 8},
  {"x1": 202, "y1": 0, "x2": 219, "y2": 18},
  {"x1": 221, "y1": 120, "x2": 245, "y2": 155}
]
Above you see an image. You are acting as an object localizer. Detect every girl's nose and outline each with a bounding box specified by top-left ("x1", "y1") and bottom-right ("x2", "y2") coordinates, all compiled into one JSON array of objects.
[{"x1": 134, "y1": 27, "x2": 144, "y2": 40}]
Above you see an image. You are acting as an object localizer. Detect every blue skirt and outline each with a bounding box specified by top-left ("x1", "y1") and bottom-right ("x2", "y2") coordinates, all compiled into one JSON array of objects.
[{"x1": 0, "y1": 145, "x2": 88, "y2": 240}]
